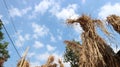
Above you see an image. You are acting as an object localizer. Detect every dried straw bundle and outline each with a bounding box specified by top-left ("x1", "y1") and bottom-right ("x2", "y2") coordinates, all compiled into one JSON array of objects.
[
  {"x1": 59, "y1": 59, "x2": 64, "y2": 67},
  {"x1": 17, "y1": 59, "x2": 30, "y2": 67},
  {"x1": 41, "y1": 55, "x2": 56, "y2": 67},
  {"x1": 107, "y1": 15, "x2": 120, "y2": 33},
  {"x1": 64, "y1": 40, "x2": 82, "y2": 52},
  {"x1": 41, "y1": 55, "x2": 64, "y2": 67},
  {"x1": 66, "y1": 14, "x2": 120, "y2": 67}
]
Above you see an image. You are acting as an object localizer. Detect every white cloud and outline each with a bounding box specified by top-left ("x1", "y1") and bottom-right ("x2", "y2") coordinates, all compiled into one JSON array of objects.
[
  {"x1": 82, "y1": 0, "x2": 86, "y2": 4},
  {"x1": 28, "y1": 52, "x2": 35, "y2": 58},
  {"x1": 32, "y1": 22, "x2": 49, "y2": 39},
  {"x1": 46, "y1": 44, "x2": 56, "y2": 51},
  {"x1": 33, "y1": 41, "x2": 44, "y2": 49},
  {"x1": 30, "y1": 61, "x2": 41, "y2": 67},
  {"x1": 57, "y1": 29, "x2": 63, "y2": 35},
  {"x1": 50, "y1": 3, "x2": 81, "y2": 40},
  {"x1": 98, "y1": 3, "x2": 120, "y2": 19},
  {"x1": 54, "y1": 4, "x2": 79, "y2": 20},
  {"x1": 36, "y1": 52, "x2": 50, "y2": 61},
  {"x1": 57, "y1": 30, "x2": 62, "y2": 40},
  {"x1": 49, "y1": 2, "x2": 60, "y2": 15},
  {"x1": 35, "y1": 52, "x2": 60, "y2": 62},
  {"x1": 73, "y1": 23, "x2": 83, "y2": 34},
  {"x1": 9, "y1": 7, "x2": 31, "y2": 17},
  {"x1": 22, "y1": 7, "x2": 32, "y2": 14},
  {"x1": 24, "y1": 34, "x2": 30, "y2": 40},
  {"x1": 15, "y1": 34, "x2": 25, "y2": 47},
  {"x1": 58, "y1": 35, "x2": 62, "y2": 40},
  {"x1": 9, "y1": 7, "x2": 21, "y2": 17},
  {"x1": 50, "y1": 35, "x2": 56, "y2": 42},
  {"x1": 0, "y1": 14, "x2": 3, "y2": 19},
  {"x1": 29, "y1": 0, "x2": 53, "y2": 18},
  {"x1": 31, "y1": 0, "x2": 79, "y2": 20},
  {"x1": 15, "y1": 30, "x2": 31, "y2": 47},
  {"x1": 34, "y1": 0, "x2": 52, "y2": 14}
]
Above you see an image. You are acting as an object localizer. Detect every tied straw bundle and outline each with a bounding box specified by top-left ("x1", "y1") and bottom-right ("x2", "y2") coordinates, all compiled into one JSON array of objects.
[
  {"x1": 65, "y1": 14, "x2": 120, "y2": 67},
  {"x1": 107, "y1": 15, "x2": 120, "y2": 34}
]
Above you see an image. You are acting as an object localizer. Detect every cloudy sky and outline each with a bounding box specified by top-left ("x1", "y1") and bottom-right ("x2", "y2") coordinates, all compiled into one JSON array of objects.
[{"x1": 0, "y1": 0, "x2": 120, "y2": 67}]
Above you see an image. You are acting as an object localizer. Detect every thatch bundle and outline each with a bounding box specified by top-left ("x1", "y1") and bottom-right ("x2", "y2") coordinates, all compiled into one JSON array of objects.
[
  {"x1": 41, "y1": 55, "x2": 64, "y2": 67},
  {"x1": 58, "y1": 59, "x2": 64, "y2": 67},
  {"x1": 17, "y1": 59, "x2": 30, "y2": 67},
  {"x1": 65, "y1": 14, "x2": 120, "y2": 67},
  {"x1": 107, "y1": 15, "x2": 120, "y2": 33}
]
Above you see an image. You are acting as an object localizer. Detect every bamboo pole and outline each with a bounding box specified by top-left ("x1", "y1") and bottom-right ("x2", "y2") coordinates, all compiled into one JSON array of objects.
[{"x1": 19, "y1": 46, "x2": 30, "y2": 67}]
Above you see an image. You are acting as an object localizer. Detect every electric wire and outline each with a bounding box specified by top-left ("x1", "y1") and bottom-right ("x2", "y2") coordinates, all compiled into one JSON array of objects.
[
  {"x1": 2, "y1": 0, "x2": 17, "y2": 33},
  {"x1": 2, "y1": 0, "x2": 25, "y2": 56},
  {"x1": 0, "y1": 20, "x2": 21, "y2": 58}
]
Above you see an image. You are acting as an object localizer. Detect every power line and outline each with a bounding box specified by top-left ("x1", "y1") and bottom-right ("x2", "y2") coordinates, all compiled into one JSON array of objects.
[
  {"x1": 0, "y1": 19, "x2": 21, "y2": 58},
  {"x1": 2, "y1": 0, "x2": 17, "y2": 33},
  {"x1": 2, "y1": 0, "x2": 25, "y2": 55},
  {"x1": 2, "y1": 0, "x2": 31, "y2": 59}
]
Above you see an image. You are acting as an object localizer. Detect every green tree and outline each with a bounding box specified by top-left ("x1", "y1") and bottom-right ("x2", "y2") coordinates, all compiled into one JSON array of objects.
[
  {"x1": 0, "y1": 19, "x2": 10, "y2": 67},
  {"x1": 64, "y1": 40, "x2": 79, "y2": 67}
]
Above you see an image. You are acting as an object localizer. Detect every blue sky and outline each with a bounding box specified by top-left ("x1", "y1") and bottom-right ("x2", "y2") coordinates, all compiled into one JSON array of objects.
[{"x1": 0, "y1": 0, "x2": 120, "y2": 67}]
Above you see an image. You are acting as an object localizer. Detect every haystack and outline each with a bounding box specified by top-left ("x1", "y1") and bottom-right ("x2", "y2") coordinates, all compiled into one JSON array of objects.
[
  {"x1": 65, "y1": 14, "x2": 120, "y2": 67},
  {"x1": 107, "y1": 15, "x2": 120, "y2": 33}
]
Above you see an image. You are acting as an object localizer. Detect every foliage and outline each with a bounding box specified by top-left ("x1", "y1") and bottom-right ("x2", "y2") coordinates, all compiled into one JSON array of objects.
[
  {"x1": 64, "y1": 40, "x2": 79, "y2": 67},
  {"x1": 0, "y1": 19, "x2": 10, "y2": 67}
]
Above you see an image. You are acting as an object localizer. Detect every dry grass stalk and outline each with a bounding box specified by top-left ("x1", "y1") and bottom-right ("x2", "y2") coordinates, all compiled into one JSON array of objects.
[
  {"x1": 46, "y1": 55, "x2": 54, "y2": 65},
  {"x1": 65, "y1": 14, "x2": 120, "y2": 67},
  {"x1": 94, "y1": 19, "x2": 110, "y2": 35},
  {"x1": 64, "y1": 40, "x2": 82, "y2": 52},
  {"x1": 107, "y1": 14, "x2": 120, "y2": 34},
  {"x1": 58, "y1": 59, "x2": 64, "y2": 67},
  {"x1": 40, "y1": 55, "x2": 64, "y2": 67},
  {"x1": 17, "y1": 59, "x2": 30, "y2": 67},
  {"x1": 17, "y1": 47, "x2": 30, "y2": 67}
]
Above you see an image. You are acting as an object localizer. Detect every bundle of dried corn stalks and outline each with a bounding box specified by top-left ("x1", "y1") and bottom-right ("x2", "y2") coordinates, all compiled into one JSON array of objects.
[{"x1": 65, "y1": 14, "x2": 120, "y2": 67}]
